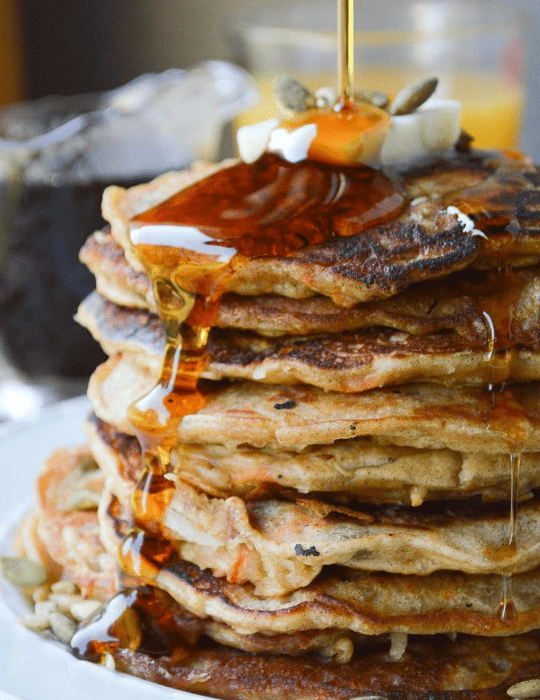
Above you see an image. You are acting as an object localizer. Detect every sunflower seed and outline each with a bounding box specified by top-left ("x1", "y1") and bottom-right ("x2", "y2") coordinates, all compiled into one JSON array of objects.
[
  {"x1": 507, "y1": 679, "x2": 540, "y2": 698},
  {"x1": 18, "y1": 613, "x2": 50, "y2": 632},
  {"x1": 49, "y1": 611, "x2": 76, "y2": 643},
  {"x1": 102, "y1": 653, "x2": 116, "y2": 672},
  {"x1": 49, "y1": 593, "x2": 85, "y2": 613},
  {"x1": 35, "y1": 600, "x2": 60, "y2": 617},
  {"x1": 389, "y1": 77, "x2": 438, "y2": 116},
  {"x1": 0, "y1": 556, "x2": 47, "y2": 588},
  {"x1": 70, "y1": 599, "x2": 102, "y2": 621},
  {"x1": 356, "y1": 90, "x2": 389, "y2": 109},
  {"x1": 32, "y1": 585, "x2": 51, "y2": 602},
  {"x1": 51, "y1": 580, "x2": 79, "y2": 595},
  {"x1": 389, "y1": 632, "x2": 408, "y2": 660},
  {"x1": 273, "y1": 75, "x2": 315, "y2": 113}
]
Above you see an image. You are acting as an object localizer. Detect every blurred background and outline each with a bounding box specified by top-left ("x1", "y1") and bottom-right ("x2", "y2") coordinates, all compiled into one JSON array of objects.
[
  {"x1": 3, "y1": 0, "x2": 538, "y2": 157},
  {"x1": 0, "y1": 0, "x2": 538, "y2": 422}
]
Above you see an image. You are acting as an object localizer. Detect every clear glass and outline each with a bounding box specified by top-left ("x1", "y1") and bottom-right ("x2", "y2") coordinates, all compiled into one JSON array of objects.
[
  {"x1": 234, "y1": 0, "x2": 526, "y2": 150},
  {"x1": 0, "y1": 63, "x2": 257, "y2": 422}
]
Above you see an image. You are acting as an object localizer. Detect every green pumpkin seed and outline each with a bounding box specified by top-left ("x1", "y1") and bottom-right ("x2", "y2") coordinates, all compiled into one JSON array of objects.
[
  {"x1": 389, "y1": 77, "x2": 438, "y2": 116},
  {"x1": 0, "y1": 556, "x2": 47, "y2": 588}
]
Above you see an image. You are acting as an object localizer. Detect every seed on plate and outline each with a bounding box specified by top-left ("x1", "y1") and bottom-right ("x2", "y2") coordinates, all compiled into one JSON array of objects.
[
  {"x1": 78, "y1": 457, "x2": 99, "y2": 472},
  {"x1": 507, "y1": 679, "x2": 540, "y2": 698},
  {"x1": 389, "y1": 77, "x2": 438, "y2": 116},
  {"x1": 70, "y1": 599, "x2": 102, "y2": 621},
  {"x1": 18, "y1": 613, "x2": 50, "y2": 632},
  {"x1": 0, "y1": 556, "x2": 47, "y2": 588},
  {"x1": 35, "y1": 600, "x2": 60, "y2": 617},
  {"x1": 51, "y1": 580, "x2": 79, "y2": 595},
  {"x1": 32, "y1": 584, "x2": 51, "y2": 602},
  {"x1": 49, "y1": 611, "x2": 76, "y2": 643},
  {"x1": 273, "y1": 75, "x2": 316, "y2": 112},
  {"x1": 49, "y1": 593, "x2": 85, "y2": 613},
  {"x1": 102, "y1": 653, "x2": 116, "y2": 672}
]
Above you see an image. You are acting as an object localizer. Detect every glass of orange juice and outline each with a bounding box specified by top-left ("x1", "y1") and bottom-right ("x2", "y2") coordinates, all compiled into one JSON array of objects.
[{"x1": 233, "y1": 0, "x2": 526, "y2": 150}]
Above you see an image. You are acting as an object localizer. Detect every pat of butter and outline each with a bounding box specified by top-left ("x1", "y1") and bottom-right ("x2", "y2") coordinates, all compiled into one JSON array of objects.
[
  {"x1": 236, "y1": 98, "x2": 462, "y2": 169},
  {"x1": 380, "y1": 98, "x2": 462, "y2": 166}
]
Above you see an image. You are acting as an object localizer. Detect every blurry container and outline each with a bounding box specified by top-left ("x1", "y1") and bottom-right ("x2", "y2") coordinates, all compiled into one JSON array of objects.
[
  {"x1": 234, "y1": 0, "x2": 527, "y2": 150},
  {"x1": 0, "y1": 62, "x2": 257, "y2": 381}
]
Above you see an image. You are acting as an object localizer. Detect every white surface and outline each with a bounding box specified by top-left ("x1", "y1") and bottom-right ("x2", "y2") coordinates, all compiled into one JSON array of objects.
[{"x1": 0, "y1": 396, "x2": 210, "y2": 700}]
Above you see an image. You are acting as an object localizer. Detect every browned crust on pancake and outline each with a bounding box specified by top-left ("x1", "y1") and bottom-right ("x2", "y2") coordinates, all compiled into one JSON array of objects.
[
  {"x1": 99, "y1": 492, "x2": 540, "y2": 638},
  {"x1": 81, "y1": 231, "x2": 540, "y2": 346},
  {"x1": 111, "y1": 634, "x2": 540, "y2": 700},
  {"x1": 78, "y1": 293, "x2": 540, "y2": 393}
]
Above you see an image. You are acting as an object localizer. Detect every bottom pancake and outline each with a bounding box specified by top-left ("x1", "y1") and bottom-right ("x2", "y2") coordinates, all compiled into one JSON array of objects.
[{"x1": 79, "y1": 632, "x2": 540, "y2": 700}]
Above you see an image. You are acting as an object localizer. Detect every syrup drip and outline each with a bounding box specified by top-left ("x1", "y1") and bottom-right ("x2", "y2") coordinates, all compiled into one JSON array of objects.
[
  {"x1": 338, "y1": 0, "x2": 355, "y2": 110},
  {"x1": 71, "y1": 587, "x2": 204, "y2": 662},
  {"x1": 479, "y1": 284, "x2": 531, "y2": 622}
]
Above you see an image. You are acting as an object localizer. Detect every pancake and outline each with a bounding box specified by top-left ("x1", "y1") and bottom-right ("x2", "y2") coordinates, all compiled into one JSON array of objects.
[
  {"x1": 29, "y1": 461, "x2": 540, "y2": 688},
  {"x1": 77, "y1": 292, "x2": 540, "y2": 393},
  {"x1": 98, "y1": 633, "x2": 540, "y2": 700},
  {"x1": 88, "y1": 354, "x2": 540, "y2": 454},
  {"x1": 33, "y1": 446, "x2": 119, "y2": 600},
  {"x1": 95, "y1": 473, "x2": 540, "y2": 596},
  {"x1": 102, "y1": 165, "x2": 477, "y2": 307},
  {"x1": 85, "y1": 415, "x2": 540, "y2": 507},
  {"x1": 99, "y1": 491, "x2": 540, "y2": 639},
  {"x1": 32, "y1": 448, "x2": 389, "y2": 659},
  {"x1": 82, "y1": 229, "x2": 540, "y2": 344},
  {"x1": 101, "y1": 151, "x2": 540, "y2": 306}
]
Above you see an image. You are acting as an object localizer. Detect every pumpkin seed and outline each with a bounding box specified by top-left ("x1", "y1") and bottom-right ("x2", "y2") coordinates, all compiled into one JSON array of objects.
[
  {"x1": 273, "y1": 75, "x2": 315, "y2": 113},
  {"x1": 79, "y1": 457, "x2": 99, "y2": 472},
  {"x1": 0, "y1": 556, "x2": 47, "y2": 588},
  {"x1": 63, "y1": 489, "x2": 101, "y2": 512},
  {"x1": 389, "y1": 77, "x2": 438, "y2": 116}
]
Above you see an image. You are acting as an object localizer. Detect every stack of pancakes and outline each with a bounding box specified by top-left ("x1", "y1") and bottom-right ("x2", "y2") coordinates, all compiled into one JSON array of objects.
[{"x1": 23, "y1": 147, "x2": 540, "y2": 697}]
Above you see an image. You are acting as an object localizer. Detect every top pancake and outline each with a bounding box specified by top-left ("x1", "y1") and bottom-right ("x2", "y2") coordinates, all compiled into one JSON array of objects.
[{"x1": 100, "y1": 150, "x2": 540, "y2": 306}]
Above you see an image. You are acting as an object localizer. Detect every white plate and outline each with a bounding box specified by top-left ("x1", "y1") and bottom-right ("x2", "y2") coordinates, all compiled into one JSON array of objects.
[{"x1": 0, "y1": 396, "x2": 211, "y2": 700}]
